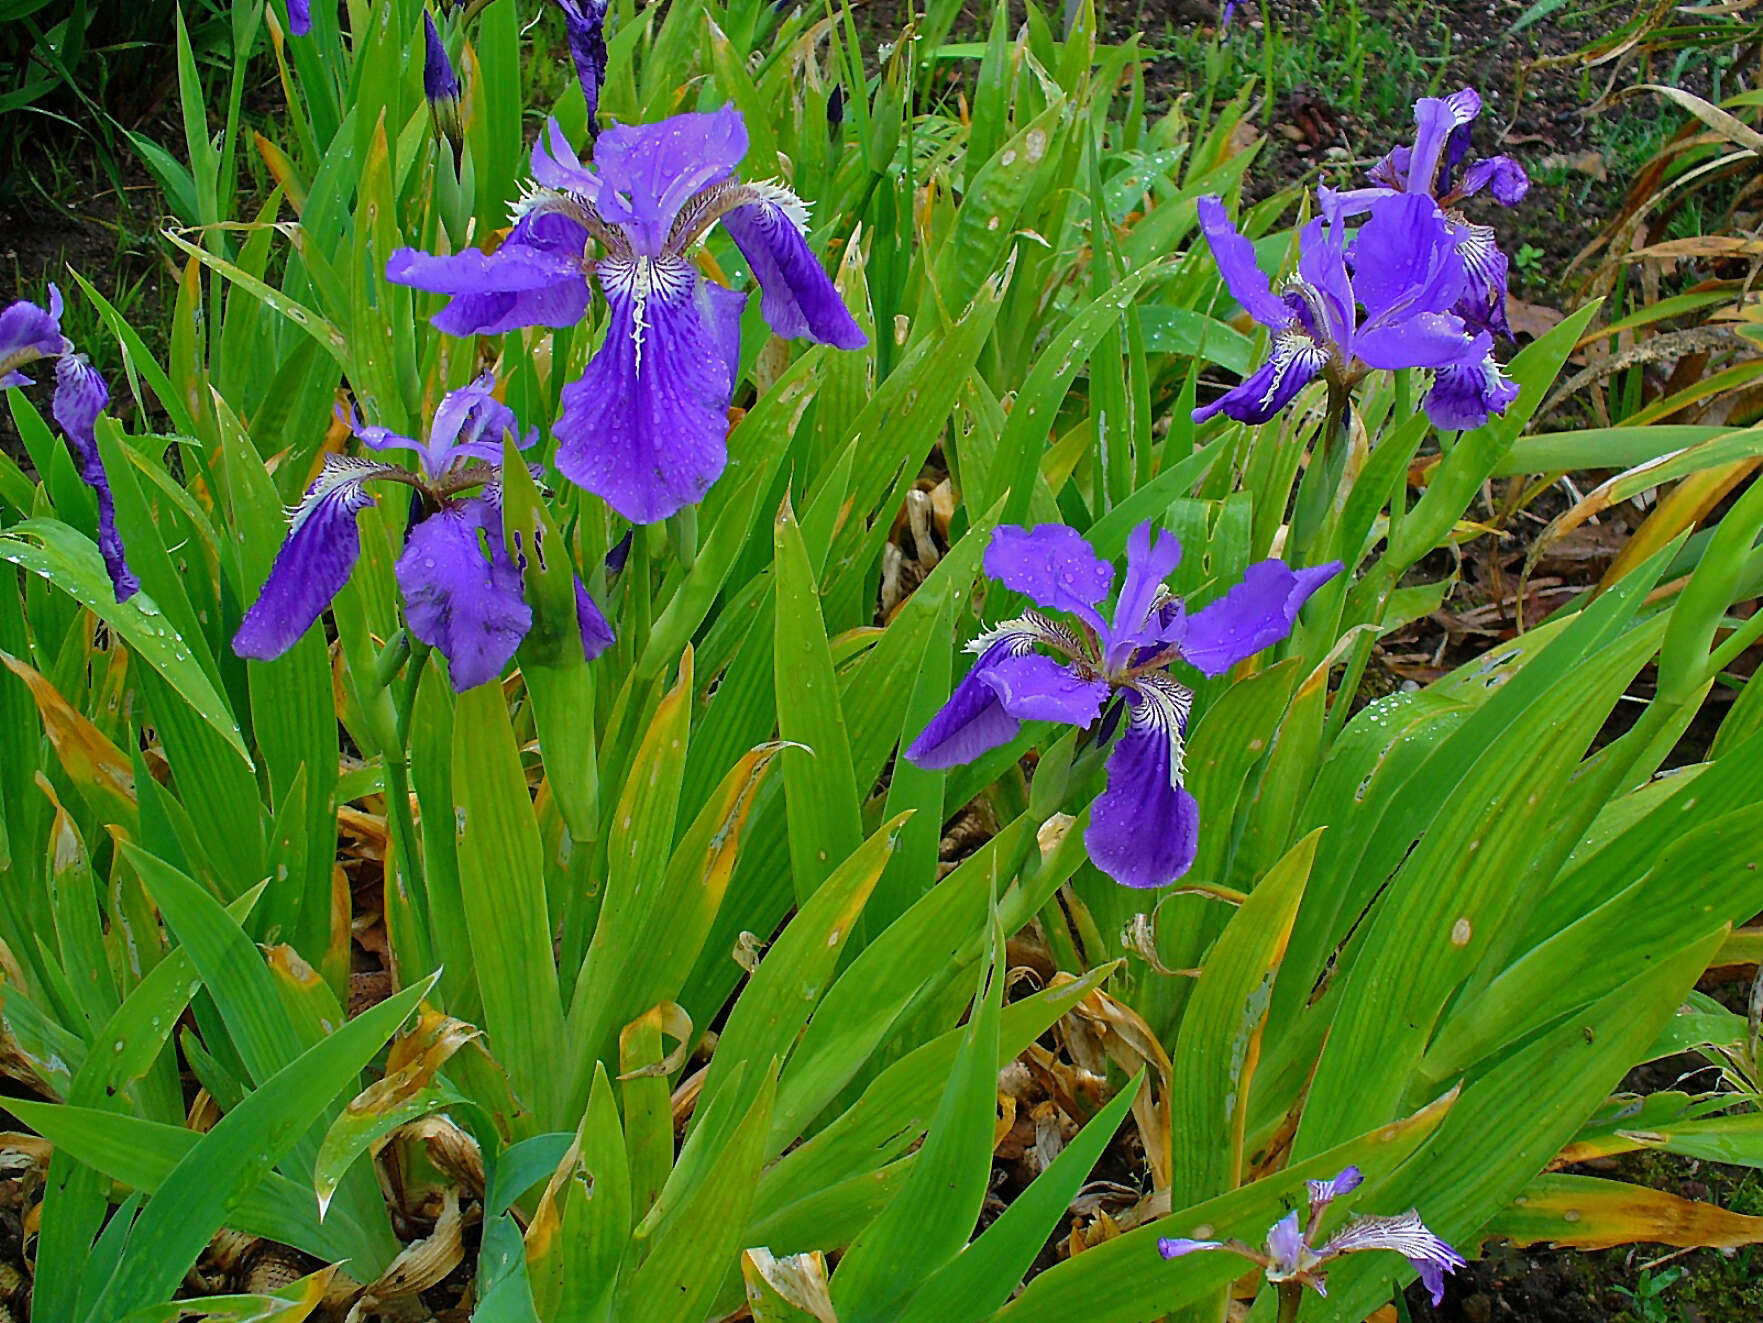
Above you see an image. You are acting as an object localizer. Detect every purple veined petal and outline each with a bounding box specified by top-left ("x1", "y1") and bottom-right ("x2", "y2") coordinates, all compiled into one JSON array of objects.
[
  {"x1": 1084, "y1": 672, "x2": 1199, "y2": 890},
  {"x1": 1457, "y1": 154, "x2": 1530, "y2": 207},
  {"x1": 554, "y1": 255, "x2": 746, "y2": 523},
  {"x1": 983, "y1": 524, "x2": 1114, "y2": 633},
  {"x1": 1264, "y1": 1210, "x2": 1309, "y2": 1277},
  {"x1": 976, "y1": 652, "x2": 1110, "y2": 726},
  {"x1": 1180, "y1": 558, "x2": 1341, "y2": 677},
  {"x1": 1424, "y1": 345, "x2": 1518, "y2": 431},
  {"x1": 905, "y1": 626, "x2": 1042, "y2": 770},
  {"x1": 1447, "y1": 219, "x2": 1512, "y2": 339},
  {"x1": 397, "y1": 497, "x2": 533, "y2": 692},
  {"x1": 1295, "y1": 214, "x2": 1355, "y2": 353},
  {"x1": 0, "y1": 285, "x2": 66, "y2": 387},
  {"x1": 1158, "y1": 1237, "x2": 1225, "y2": 1261},
  {"x1": 1102, "y1": 521, "x2": 1182, "y2": 669},
  {"x1": 1406, "y1": 88, "x2": 1481, "y2": 199},
  {"x1": 1306, "y1": 1165, "x2": 1364, "y2": 1223},
  {"x1": 720, "y1": 185, "x2": 867, "y2": 349},
  {"x1": 1353, "y1": 310, "x2": 1480, "y2": 373},
  {"x1": 549, "y1": 0, "x2": 610, "y2": 131},
  {"x1": 386, "y1": 210, "x2": 592, "y2": 337},
  {"x1": 425, "y1": 372, "x2": 519, "y2": 474},
  {"x1": 233, "y1": 456, "x2": 405, "y2": 659},
  {"x1": 286, "y1": 0, "x2": 311, "y2": 37},
  {"x1": 1196, "y1": 197, "x2": 1294, "y2": 332},
  {"x1": 51, "y1": 355, "x2": 139, "y2": 603},
  {"x1": 1317, "y1": 1210, "x2": 1466, "y2": 1307},
  {"x1": 574, "y1": 577, "x2": 616, "y2": 660},
  {"x1": 1192, "y1": 326, "x2": 1328, "y2": 425},
  {"x1": 591, "y1": 106, "x2": 749, "y2": 256},
  {"x1": 1348, "y1": 194, "x2": 1466, "y2": 336}
]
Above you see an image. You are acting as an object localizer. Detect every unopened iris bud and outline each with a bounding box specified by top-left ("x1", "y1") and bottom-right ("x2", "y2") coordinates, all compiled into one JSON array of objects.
[
  {"x1": 423, "y1": 11, "x2": 464, "y2": 162},
  {"x1": 550, "y1": 1, "x2": 609, "y2": 134},
  {"x1": 827, "y1": 85, "x2": 845, "y2": 129}
]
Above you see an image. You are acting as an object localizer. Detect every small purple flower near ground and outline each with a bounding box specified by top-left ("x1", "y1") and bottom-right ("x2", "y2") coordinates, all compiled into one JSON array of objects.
[
  {"x1": 1158, "y1": 1164, "x2": 1465, "y2": 1307},
  {"x1": 905, "y1": 521, "x2": 1338, "y2": 890},
  {"x1": 386, "y1": 105, "x2": 866, "y2": 525},
  {"x1": 1, "y1": 286, "x2": 139, "y2": 602},
  {"x1": 233, "y1": 375, "x2": 614, "y2": 690}
]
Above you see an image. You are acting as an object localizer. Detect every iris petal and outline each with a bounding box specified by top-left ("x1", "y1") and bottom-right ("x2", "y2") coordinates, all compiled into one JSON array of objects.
[
  {"x1": 386, "y1": 211, "x2": 592, "y2": 336},
  {"x1": 977, "y1": 653, "x2": 1109, "y2": 726},
  {"x1": 234, "y1": 456, "x2": 404, "y2": 660},
  {"x1": 984, "y1": 524, "x2": 1114, "y2": 632},
  {"x1": 1179, "y1": 558, "x2": 1340, "y2": 677},
  {"x1": 1085, "y1": 674, "x2": 1199, "y2": 890},
  {"x1": 1424, "y1": 349, "x2": 1518, "y2": 431},
  {"x1": 591, "y1": 106, "x2": 748, "y2": 255},
  {"x1": 721, "y1": 188, "x2": 867, "y2": 348},
  {"x1": 1103, "y1": 521, "x2": 1182, "y2": 669},
  {"x1": 397, "y1": 497, "x2": 533, "y2": 692},
  {"x1": 1318, "y1": 1210, "x2": 1465, "y2": 1307},
  {"x1": 1195, "y1": 196, "x2": 1294, "y2": 330},
  {"x1": 554, "y1": 256, "x2": 747, "y2": 523},
  {"x1": 0, "y1": 286, "x2": 65, "y2": 387},
  {"x1": 1192, "y1": 328, "x2": 1328, "y2": 425},
  {"x1": 575, "y1": 578, "x2": 617, "y2": 660},
  {"x1": 905, "y1": 634, "x2": 1034, "y2": 770},
  {"x1": 51, "y1": 355, "x2": 139, "y2": 604}
]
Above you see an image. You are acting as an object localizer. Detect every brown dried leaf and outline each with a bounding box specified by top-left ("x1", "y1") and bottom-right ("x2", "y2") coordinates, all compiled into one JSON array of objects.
[{"x1": 1488, "y1": 1174, "x2": 1763, "y2": 1251}]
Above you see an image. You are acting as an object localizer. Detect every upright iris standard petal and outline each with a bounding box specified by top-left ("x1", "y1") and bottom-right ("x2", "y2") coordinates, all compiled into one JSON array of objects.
[
  {"x1": 1103, "y1": 521, "x2": 1182, "y2": 669},
  {"x1": 1158, "y1": 1237, "x2": 1226, "y2": 1260},
  {"x1": 721, "y1": 190, "x2": 867, "y2": 348},
  {"x1": 1405, "y1": 89, "x2": 1482, "y2": 197},
  {"x1": 1306, "y1": 1166, "x2": 1364, "y2": 1221},
  {"x1": 387, "y1": 211, "x2": 592, "y2": 336},
  {"x1": 423, "y1": 373, "x2": 521, "y2": 471},
  {"x1": 1180, "y1": 558, "x2": 1340, "y2": 676},
  {"x1": 1424, "y1": 349, "x2": 1518, "y2": 431},
  {"x1": 905, "y1": 633, "x2": 1037, "y2": 770},
  {"x1": 51, "y1": 355, "x2": 140, "y2": 603},
  {"x1": 983, "y1": 524, "x2": 1115, "y2": 631},
  {"x1": 554, "y1": 256, "x2": 747, "y2": 523},
  {"x1": 590, "y1": 107, "x2": 748, "y2": 255},
  {"x1": 1085, "y1": 675, "x2": 1199, "y2": 890},
  {"x1": 550, "y1": 0, "x2": 610, "y2": 132},
  {"x1": 977, "y1": 653, "x2": 1110, "y2": 726},
  {"x1": 234, "y1": 457, "x2": 403, "y2": 659},
  {"x1": 1347, "y1": 195, "x2": 1478, "y2": 372},
  {"x1": 0, "y1": 286, "x2": 65, "y2": 387},
  {"x1": 397, "y1": 497, "x2": 533, "y2": 692},
  {"x1": 1263, "y1": 1212, "x2": 1311, "y2": 1281},
  {"x1": 1318, "y1": 1211, "x2": 1465, "y2": 1306}
]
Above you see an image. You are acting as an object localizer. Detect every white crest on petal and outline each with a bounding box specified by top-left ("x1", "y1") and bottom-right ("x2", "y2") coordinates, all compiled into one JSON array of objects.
[
  {"x1": 597, "y1": 254, "x2": 694, "y2": 377},
  {"x1": 1126, "y1": 671, "x2": 1194, "y2": 787},
  {"x1": 287, "y1": 455, "x2": 397, "y2": 535},
  {"x1": 741, "y1": 178, "x2": 812, "y2": 234}
]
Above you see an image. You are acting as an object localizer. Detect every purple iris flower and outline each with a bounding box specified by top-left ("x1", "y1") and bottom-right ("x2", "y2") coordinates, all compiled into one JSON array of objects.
[
  {"x1": 1332, "y1": 88, "x2": 1529, "y2": 420},
  {"x1": 386, "y1": 106, "x2": 867, "y2": 525},
  {"x1": 2, "y1": 286, "x2": 139, "y2": 602},
  {"x1": 550, "y1": 0, "x2": 610, "y2": 133},
  {"x1": 1193, "y1": 191, "x2": 1504, "y2": 432},
  {"x1": 286, "y1": 0, "x2": 311, "y2": 36},
  {"x1": 1158, "y1": 1165, "x2": 1465, "y2": 1306},
  {"x1": 905, "y1": 522, "x2": 1339, "y2": 890},
  {"x1": 423, "y1": 11, "x2": 463, "y2": 156},
  {"x1": 232, "y1": 375, "x2": 615, "y2": 691}
]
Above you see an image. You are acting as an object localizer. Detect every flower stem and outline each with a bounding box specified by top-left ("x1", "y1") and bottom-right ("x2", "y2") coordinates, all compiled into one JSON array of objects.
[
  {"x1": 1275, "y1": 1280, "x2": 1306, "y2": 1323},
  {"x1": 1290, "y1": 378, "x2": 1353, "y2": 560}
]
